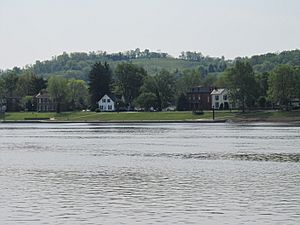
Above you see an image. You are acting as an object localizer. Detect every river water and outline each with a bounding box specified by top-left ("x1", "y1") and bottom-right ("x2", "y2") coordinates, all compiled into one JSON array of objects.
[{"x1": 0, "y1": 123, "x2": 299, "y2": 225}]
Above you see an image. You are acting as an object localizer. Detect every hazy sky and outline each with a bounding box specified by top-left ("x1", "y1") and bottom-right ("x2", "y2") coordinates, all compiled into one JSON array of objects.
[{"x1": 0, "y1": 0, "x2": 299, "y2": 69}]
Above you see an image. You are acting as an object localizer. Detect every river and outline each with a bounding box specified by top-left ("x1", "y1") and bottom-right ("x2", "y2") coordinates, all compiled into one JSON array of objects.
[{"x1": 0, "y1": 123, "x2": 299, "y2": 224}]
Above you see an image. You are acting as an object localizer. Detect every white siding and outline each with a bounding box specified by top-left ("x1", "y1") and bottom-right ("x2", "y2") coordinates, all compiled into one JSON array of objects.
[{"x1": 97, "y1": 95, "x2": 115, "y2": 112}]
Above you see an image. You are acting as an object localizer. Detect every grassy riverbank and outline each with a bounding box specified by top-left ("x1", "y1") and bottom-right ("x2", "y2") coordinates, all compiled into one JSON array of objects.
[{"x1": 1, "y1": 110, "x2": 300, "y2": 123}]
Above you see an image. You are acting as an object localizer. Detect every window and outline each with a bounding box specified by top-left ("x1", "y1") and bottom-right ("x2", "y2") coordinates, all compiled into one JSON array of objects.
[
  {"x1": 215, "y1": 102, "x2": 219, "y2": 109},
  {"x1": 100, "y1": 105, "x2": 103, "y2": 110},
  {"x1": 102, "y1": 99, "x2": 106, "y2": 103},
  {"x1": 223, "y1": 95, "x2": 227, "y2": 101},
  {"x1": 107, "y1": 99, "x2": 111, "y2": 103},
  {"x1": 108, "y1": 105, "x2": 112, "y2": 110},
  {"x1": 215, "y1": 95, "x2": 219, "y2": 101},
  {"x1": 198, "y1": 96, "x2": 201, "y2": 100}
]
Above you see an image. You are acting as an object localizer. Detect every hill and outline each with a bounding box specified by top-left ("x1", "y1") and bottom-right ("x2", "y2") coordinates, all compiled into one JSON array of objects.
[
  {"x1": 29, "y1": 50, "x2": 227, "y2": 80},
  {"x1": 1, "y1": 49, "x2": 300, "y2": 80}
]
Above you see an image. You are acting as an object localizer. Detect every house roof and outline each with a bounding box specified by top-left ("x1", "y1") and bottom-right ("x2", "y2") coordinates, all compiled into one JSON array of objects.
[
  {"x1": 36, "y1": 90, "x2": 50, "y2": 98},
  {"x1": 211, "y1": 88, "x2": 226, "y2": 95},
  {"x1": 98, "y1": 93, "x2": 117, "y2": 102},
  {"x1": 188, "y1": 86, "x2": 211, "y2": 94}
]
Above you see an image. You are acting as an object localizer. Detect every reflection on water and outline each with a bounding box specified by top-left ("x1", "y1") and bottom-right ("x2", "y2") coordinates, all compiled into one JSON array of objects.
[{"x1": 0, "y1": 123, "x2": 300, "y2": 224}]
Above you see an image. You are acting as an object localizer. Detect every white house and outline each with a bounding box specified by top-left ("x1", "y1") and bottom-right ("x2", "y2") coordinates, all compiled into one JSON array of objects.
[
  {"x1": 211, "y1": 88, "x2": 231, "y2": 110},
  {"x1": 97, "y1": 94, "x2": 116, "y2": 112}
]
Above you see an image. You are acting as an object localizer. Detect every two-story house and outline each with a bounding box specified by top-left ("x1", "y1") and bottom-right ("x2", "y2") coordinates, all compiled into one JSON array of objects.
[
  {"x1": 97, "y1": 94, "x2": 116, "y2": 112},
  {"x1": 36, "y1": 90, "x2": 56, "y2": 112},
  {"x1": 211, "y1": 88, "x2": 231, "y2": 110},
  {"x1": 186, "y1": 86, "x2": 212, "y2": 111}
]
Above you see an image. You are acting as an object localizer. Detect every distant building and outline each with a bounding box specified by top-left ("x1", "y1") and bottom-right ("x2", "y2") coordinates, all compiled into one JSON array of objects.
[
  {"x1": 211, "y1": 88, "x2": 231, "y2": 110},
  {"x1": 187, "y1": 86, "x2": 212, "y2": 111},
  {"x1": 36, "y1": 90, "x2": 56, "y2": 112},
  {"x1": 97, "y1": 94, "x2": 116, "y2": 112}
]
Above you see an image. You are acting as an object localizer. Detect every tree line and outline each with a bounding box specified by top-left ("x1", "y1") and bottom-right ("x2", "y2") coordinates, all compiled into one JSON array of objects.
[{"x1": 1, "y1": 57, "x2": 300, "y2": 113}]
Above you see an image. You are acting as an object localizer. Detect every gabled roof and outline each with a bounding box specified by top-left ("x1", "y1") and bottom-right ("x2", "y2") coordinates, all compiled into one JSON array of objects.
[
  {"x1": 36, "y1": 90, "x2": 50, "y2": 98},
  {"x1": 98, "y1": 93, "x2": 117, "y2": 102},
  {"x1": 211, "y1": 88, "x2": 227, "y2": 95}
]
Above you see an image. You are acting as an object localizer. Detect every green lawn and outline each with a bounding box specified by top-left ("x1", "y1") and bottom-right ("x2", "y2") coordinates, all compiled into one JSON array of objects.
[
  {"x1": 2, "y1": 110, "x2": 300, "y2": 122},
  {"x1": 2, "y1": 111, "x2": 235, "y2": 121}
]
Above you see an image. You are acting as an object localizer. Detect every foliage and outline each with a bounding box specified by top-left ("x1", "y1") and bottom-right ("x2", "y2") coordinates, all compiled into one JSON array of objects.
[
  {"x1": 47, "y1": 76, "x2": 68, "y2": 113},
  {"x1": 134, "y1": 92, "x2": 158, "y2": 111},
  {"x1": 268, "y1": 65, "x2": 297, "y2": 110},
  {"x1": 0, "y1": 71, "x2": 18, "y2": 97},
  {"x1": 137, "y1": 70, "x2": 176, "y2": 111},
  {"x1": 224, "y1": 61, "x2": 258, "y2": 112},
  {"x1": 20, "y1": 96, "x2": 35, "y2": 111},
  {"x1": 16, "y1": 70, "x2": 46, "y2": 97},
  {"x1": 68, "y1": 79, "x2": 89, "y2": 110},
  {"x1": 176, "y1": 93, "x2": 189, "y2": 111},
  {"x1": 246, "y1": 49, "x2": 300, "y2": 73},
  {"x1": 115, "y1": 63, "x2": 147, "y2": 108},
  {"x1": 88, "y1": 62, "x2": 112, "y2": 110}
]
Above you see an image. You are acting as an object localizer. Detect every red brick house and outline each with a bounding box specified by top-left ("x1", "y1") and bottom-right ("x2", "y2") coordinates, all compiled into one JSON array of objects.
[{"x1": 187, "y1": 86, "x2": 212, "y2": 111}]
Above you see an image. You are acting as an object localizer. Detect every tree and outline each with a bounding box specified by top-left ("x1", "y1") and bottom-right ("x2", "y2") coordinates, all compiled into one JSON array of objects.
[
  {"x1": 175, "y1": 69, "x2": 201, "y2": 95},
  {"x1": 68, "y1": 79, "x2": 89, "y2": 110},
  {"x1": 1, "y1": 71, "x2": 19, "y2": 97},
  {"x1": 155, "y1": 70, "x2": 176, "y2": 110},
  {"x1": 225, "y1": 61, "x2": 258, "y2": 112},
  {"x1": 115, "y1": 63, "x2": 147, "y2": 109},
  {"x1": 138, "y1": 70, "x2": 176, "y2": 111},
  {"x1": 20, "y1": 96, "x2": 35, "y2": 111},
  {"x1": 16, "y1": 70, "x2": 46, "y2": 97},
  {"x1": 268, "y1": 65, "x2": 296, "y2": 110},
  {"x1": 47, "y1": 76, "x2": 68, "y2": 113},
  {"x1": 134, "y1": 92, "x2": 158, "y2": 111},
  {"x1": 88, "y1": 62, "x2": 112, "y2": 110},
  {"x1": 176, "y1": 93, "x2": 189, "y2": 111}
]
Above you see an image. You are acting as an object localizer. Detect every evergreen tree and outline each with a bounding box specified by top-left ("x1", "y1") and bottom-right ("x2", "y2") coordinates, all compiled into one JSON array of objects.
[{"x1": 88, "y1": 62, "x2": 112, "y2": 110}]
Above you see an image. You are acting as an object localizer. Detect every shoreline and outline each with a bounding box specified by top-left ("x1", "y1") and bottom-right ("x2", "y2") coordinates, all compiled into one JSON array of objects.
[
  {"x1": 2, "y1": 110, "x2": 300, "y2": 124},
  {"x1": 1, "y1": 119, "x2": 300, "y2": 124},
  {"x1": 0, "y1": 119, "x2": 228, "y2": 124}
]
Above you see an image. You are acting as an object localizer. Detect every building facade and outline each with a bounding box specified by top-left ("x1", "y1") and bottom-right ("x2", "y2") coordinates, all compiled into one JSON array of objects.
[
  {"x1": 211, "y1": 88, "x2": 231, "y2": 110},
  {"x1": 187, "y1": 86, "x2": 212, "y2": 111},
  {"x1": 36, "y1": 90, "x2": 56, "y2": 112},
  {"x1": 97, "y1": 94, "x2": 116, "y2": 112}
]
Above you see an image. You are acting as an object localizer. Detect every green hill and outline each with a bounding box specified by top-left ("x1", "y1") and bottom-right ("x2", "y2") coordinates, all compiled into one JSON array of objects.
[{"x1": 2, "y1": 49, "x2": 300, "y2": 80}]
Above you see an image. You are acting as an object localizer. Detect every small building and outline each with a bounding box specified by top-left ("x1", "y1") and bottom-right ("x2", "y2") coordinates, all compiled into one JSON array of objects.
[
  {"x1": 97, "y1": 94, "x2": 116, "y2": 112},
  {"x1": 187, "y1": 86, "x2": 212, "y2": 111},
  {"x1": 211, "y1": 88, "x2": 231, "y2": 110},
  {"x1": 36, "y1": 90, "x2": 56, "y2": 112}
]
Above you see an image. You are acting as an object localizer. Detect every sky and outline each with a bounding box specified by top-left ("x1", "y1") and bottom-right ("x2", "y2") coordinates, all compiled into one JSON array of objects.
[{"x1": 0, "y1": 0, "x2": 300, "y2": 69}]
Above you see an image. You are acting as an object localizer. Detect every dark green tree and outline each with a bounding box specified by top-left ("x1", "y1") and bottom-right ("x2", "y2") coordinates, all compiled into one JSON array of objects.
[
  {"x1": 88, "y1": 62, "x2": 112, "y2": 110},
  {"x1": 176, "y1": 93, "x2": 189, "y2": 111}
]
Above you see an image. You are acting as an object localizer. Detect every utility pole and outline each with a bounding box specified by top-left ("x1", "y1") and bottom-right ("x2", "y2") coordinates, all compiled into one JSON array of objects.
[{"x1": 212, "y1": 106, "x2": 215, "y2": 120}]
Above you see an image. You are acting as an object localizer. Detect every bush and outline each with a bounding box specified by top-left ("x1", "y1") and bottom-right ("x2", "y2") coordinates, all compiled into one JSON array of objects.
[{"x1": 95, "y1": 108, "x2": 101, "y2": 112}]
